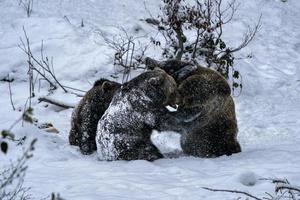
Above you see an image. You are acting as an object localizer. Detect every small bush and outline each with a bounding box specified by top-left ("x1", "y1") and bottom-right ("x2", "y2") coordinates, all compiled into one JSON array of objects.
[{"x1": 148, "y1": 0, "x2": 261, "y2": 92}]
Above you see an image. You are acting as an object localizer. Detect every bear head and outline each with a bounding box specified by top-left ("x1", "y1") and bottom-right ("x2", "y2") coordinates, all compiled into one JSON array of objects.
[{"x1": 123, "y1": 68, "x2": 179, "y2": 107}]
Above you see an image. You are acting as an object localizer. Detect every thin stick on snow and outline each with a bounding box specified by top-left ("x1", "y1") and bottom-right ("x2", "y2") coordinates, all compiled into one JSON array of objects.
[
  {"x1": 260, "y1": 178, "x2": 300, "y2": 199},
  {"x1": 38, "y1": 96, "x2": 75, "y2": 109},
  {"x1": 202, "y1": 187, "x2": 262, "y2": 200}
]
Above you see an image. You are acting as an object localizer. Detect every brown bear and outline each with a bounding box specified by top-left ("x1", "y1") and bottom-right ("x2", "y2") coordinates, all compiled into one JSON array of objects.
[
  {"x1": 69, "y1": 79, "x2": 121, "y2": 155},
  {"x1": 96, "y1": 68, "x2": 178, "y2": 161},
  {"x1": 146, "y1": 58, "x2": 241, "y2": 158}
]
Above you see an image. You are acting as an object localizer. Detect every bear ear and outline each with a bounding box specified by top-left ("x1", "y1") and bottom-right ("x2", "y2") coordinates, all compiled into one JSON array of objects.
[
  {"x1": 93, "y1": 78, "x2": 108, "y2": 87},
  {"x1": 145, "y1": 57, "x2": 160, "y2": 70},
  {"x1": 148, "y1": 76, "x2": 163, "y2": 86},
  {"x1": 102, "y1": 81, "x2": 114, "y2": 91}
]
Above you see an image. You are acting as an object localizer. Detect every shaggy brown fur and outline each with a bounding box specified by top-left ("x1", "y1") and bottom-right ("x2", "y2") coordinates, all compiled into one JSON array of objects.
[
  {"x1": 147, "y1": 58, "x2": 241, "y2": 158},
  {"x1": 69, "y1": 79, "x2": 121, "y2": 155},
  {"x1": 96, "y1": 68, "x2": 178, "y2": 161}
]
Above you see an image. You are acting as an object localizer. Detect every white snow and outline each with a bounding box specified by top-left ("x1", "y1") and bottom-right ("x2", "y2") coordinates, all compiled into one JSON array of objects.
[{"x1": 1, "y1": 0, "x2": 300, "y2": 199}]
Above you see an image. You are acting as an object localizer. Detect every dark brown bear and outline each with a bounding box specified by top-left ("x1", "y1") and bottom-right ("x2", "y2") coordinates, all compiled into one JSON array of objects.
[
  {"x1": 69, "y1": 79, "x2": 121, "y2": 155},
  {"x1": 146, "y1": 58, "x2": 241, "y2": 158},
  {"x1": 96, "y1": 68, "x2": 178, "y2": 161}
]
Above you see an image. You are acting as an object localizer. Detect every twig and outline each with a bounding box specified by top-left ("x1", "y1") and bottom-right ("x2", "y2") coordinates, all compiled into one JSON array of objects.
[
  {"x1": 227, "y1": 15, "x2": 262, "y2": 54},
  {"x1": 69, "y1": 91, "x2": 84, "y2": 97},
  {"x1": 260, "y1": 177, "x2": 299, "y2": 199},
  {"x1": 61, "y1": 85, "x2": 87, "y2": 93},
  {"x1": 19, "y1": 0, "x2": 34, "y2": 17},
  {"x1": 19, "y1": 27, "x2": 68, "y2": 93},
  {"x1": 202, "y1": 187, "x2": 262, "y2": 200},
  {"x1": 0, "y1": 138, "x2": 36, "y2": 199},
  {"x1": 276, "y1": 184, "x2": 300, "y2": 193},
  {"x1": 38, "y1": 96, "x2": 75, "y2": 109},
  {"x1": 97, "y1": 27, "x2": 149, "y2": 83},
  {"x1": 7, "y1": 74, "x2": 15, "y2": 111}
]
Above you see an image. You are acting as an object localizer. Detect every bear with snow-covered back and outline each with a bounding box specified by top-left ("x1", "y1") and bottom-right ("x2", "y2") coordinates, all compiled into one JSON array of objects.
[
  {"x1": 145, "y1": 58, "x2": 241, "y2": 158},
  {"x1": 96, "y1": 68, "x2": 178, "y2": 161},
  {"x1": 69, "y1": 79, "x2": 121, "y2": 155}
]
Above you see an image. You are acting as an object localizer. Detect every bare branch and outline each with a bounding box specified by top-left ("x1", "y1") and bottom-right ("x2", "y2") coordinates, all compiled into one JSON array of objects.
[
  {"x1": 0, "y1": 138, "x2": 36, "y2": 199},
  {"x1": 202, "y1": 187, "x2": 263, "y2": 200},
  {"x1": 227, "y1": 15, "x2": 262, "y2": 54},
  {"x1": 19, "y1": 27, "x2": 69, "y2": 93},
  {"x1": 19, "y1": 0, "x2": 34, "y2": 17},
  {"x1": 7, "y1": 74, "x2": 15, "y2": 111},
  {"x1": 38, "y1": 96, "x2": 75, "y2": 109},
  {"x1": 97, "y1": 27, "x2": 149, "y2": 83}
]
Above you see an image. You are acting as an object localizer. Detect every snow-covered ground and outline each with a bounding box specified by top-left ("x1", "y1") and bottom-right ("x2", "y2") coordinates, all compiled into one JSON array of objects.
[{"x1": 1, "y1": 0, "x2": 300, "y2": 199}]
